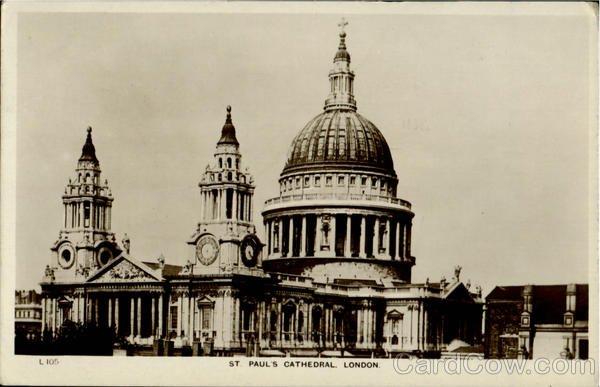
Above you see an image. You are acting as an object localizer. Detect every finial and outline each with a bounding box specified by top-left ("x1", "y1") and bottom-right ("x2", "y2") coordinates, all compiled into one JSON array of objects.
[
  {"x1": 338, "y1": 17, "x2": 348, "y2": 36},
  {"x1": 225, "y1": 105, "x2": 232, "y2": 123},
  {"x1": 87, "y1": 126, "x2": 92, "y2": 134}
]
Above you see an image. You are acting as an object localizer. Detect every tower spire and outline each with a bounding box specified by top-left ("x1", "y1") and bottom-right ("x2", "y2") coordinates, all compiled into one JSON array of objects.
[
  {"x1": 217, "y1": 105, "x2": 239, "y2": 146},
  {"x1": 324, "y1": 19, "x2": 356, "y2": 111},
  {"x1": 79, "y1": 126, "x2": 98, "y2": 163}
]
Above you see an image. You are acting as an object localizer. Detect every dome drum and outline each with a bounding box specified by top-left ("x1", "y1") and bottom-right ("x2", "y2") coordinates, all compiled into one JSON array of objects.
[{"x1": 263, "y1": 257, "x2": 414, "y2": 284}]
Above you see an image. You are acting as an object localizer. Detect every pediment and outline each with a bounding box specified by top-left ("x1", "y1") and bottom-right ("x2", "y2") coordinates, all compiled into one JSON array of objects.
[
  {"x1": 86, "y1": 256, "x2": 160, "y2": 283},
  {"x1": 444, "y1": 282, "x2": 476, "y2": 303}
]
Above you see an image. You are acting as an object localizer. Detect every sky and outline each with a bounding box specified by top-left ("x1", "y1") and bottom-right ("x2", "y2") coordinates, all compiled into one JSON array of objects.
[{"x1": 13, "y1": 5, "x2": 597, "y2": 296}]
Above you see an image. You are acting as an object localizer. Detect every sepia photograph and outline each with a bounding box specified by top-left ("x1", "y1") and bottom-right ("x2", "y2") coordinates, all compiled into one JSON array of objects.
[{"x1": 1, "y1": 2, "x2": 597, "y2": 386}]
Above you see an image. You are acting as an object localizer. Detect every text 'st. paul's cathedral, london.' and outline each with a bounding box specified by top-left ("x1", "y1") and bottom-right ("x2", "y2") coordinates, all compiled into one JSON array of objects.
[{"x1": 39, "y1": 23, "x2": 483, "y2": 357}]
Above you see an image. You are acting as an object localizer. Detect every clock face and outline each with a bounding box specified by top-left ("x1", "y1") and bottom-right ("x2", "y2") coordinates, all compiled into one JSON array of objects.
[
  {"x1": 196, "y1": 235, "x2": 219, "y2": 266},
  {"x1": 240, "y1": 235, "x2": 259, "y2": 267}
]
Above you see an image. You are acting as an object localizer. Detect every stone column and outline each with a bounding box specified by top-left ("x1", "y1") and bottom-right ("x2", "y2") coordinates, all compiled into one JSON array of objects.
[
  {"x1": 374, "y1": 217, "x2": 380, "y2": 258},
  {"x1": 367, "y1": 309, "x2": 373, "y2": 347},
  {"x1": 130, "y1": 297, "x2": 135, "y2": 340},
  {"x1": 136, "y1": 296, "x2": 142, "y2": 339},
  {"x1": 249, "y1": 192, "x2": 253, "y2": 222},
  {"x1": 384, "y1": 218, "x2": 390, "y2": 258},
  {"x1": 345, "y1": 215, "x2": 352, "y2": 257},
  {"x1": 394, "y1": 221, "x2": 400, "y2": 260},
  {"x1": 329, "y1": 216, "x2": 336, "y2": 256},
  {"x1": 359, "y1": 216, "x2": 366, "y2": 258},
  {"x1": 294, "y1": 305, "x2": 300, "y2": 343},
  {"x1": 41, "y1": 298, "x2": 46, "y2": 336},
  {"x1": 315, "y1": 215, "x2": 322, "y2": 257},
  {"x1": 79, "y1": 296, "x2": 84, "y2": 323},
  {"x1": 199, "y1": 190, "x2": 205, "y2": 221},
  {"x1": 287, "y1": 217, "x2": 294, "y2": 257},
  {"x1": 50, "y1": 298, "x2": 56, "y2": 336},
  {"x1": 177, "y1": 295, "x2": 182, "y2": 338},
  {"x1": 277, "y1": 303, "x2": 282, "y2": 344},
  {"x1": 406, "y1": 223, "x2": 412, "y2": 258},
  {"x1": 307, "y1": 305, "x2": 313, "y2": 344},
  {"x1": 423, "y1": 308, "x2": 428, "y2": 350},
  {"x1": 300, "y1": 215, "x2": 306, "y2": 257},
  {"x1": 232, "y1": 190, "x2": 237, "y2": 220},
  {"x1": 73, "y1": 295, "x2": 79, "y2": 324},
  {"x1": 158, "y1": 294, "x2": 163, "y2": 338},
  {"x1": 232, "y1": 298, "x2": 239, "y2": 342},
  {"x1": 276, "y1": 219, "x2": 283, "y2": 258},
  {"x1": 115, "y1": 297, "x2": 120, "y2": 335},
  {"x1": 189, "y1": 294, "x2": 195, "y2": 343},
  {"x1": 151, "y1": 296, "x2": 156, "y2": 338},
  {"x1": 356, "y1": 309, "x2": 363, "y2": 347},
  {"x1": 108, "y1": 297, "x2": 113, "y2": 328},
  {"x1": 258, "y1": 301, "x2": 264, "y2": 346},
  {"x1": 396, "y1": 221, "x2": 406, "y2": 260}
]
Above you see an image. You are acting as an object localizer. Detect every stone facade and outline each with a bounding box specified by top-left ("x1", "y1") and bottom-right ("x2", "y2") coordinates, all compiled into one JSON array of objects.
[{"x1": 38, "y1": 23, "x2": 483, "y2": 357}]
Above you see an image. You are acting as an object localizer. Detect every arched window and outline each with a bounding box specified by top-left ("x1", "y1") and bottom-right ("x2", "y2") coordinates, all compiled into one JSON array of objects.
[
  {"x1": 227, "y1": 158, "x2": 232, "y2": 168},
  {"x1": 236, "y1": 159, "x2": 239, "y2": 169},
  {"x1": 227, "y1": 172, "x2": 232, "y2": 181},
  {"x1": 218, "y1": 174, "x2": 222, "y2": 182},
  {"x1": 219, "y1": 158, "x2": 223, "y2": 168}
]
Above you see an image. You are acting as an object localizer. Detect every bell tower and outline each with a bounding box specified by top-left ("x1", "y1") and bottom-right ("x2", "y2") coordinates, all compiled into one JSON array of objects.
[
  {"x1": 187, "y1": 106, "x2": 263, "y2": 274},
  {"x1": 46, "y1": 127, "x2": 121, "y2": 283}
]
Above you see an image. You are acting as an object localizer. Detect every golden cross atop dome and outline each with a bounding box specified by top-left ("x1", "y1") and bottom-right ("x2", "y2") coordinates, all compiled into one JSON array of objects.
[{"x1": 338, "y1": 17, "x2": 348, "y2": 34}]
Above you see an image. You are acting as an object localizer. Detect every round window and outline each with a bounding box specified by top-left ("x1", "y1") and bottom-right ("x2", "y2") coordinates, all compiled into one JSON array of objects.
[
  {"x1": 97, "y1": 247, "x2": 113, "y2": 266},
  {"x1": 58, "y1": 245, "x2": 75, "y2": 269}
]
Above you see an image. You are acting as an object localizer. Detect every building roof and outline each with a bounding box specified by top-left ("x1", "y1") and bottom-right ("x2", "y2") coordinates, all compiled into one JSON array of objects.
[
  {"x1": 486, "y1": 284, "x2": 589, "y2": 324},
  {"x1": 143, "y1": 262, "x2": 182, "y2": 276},
  {"x1": 216, "y1": 105, "x2": 239, "y2": 146},
  {"x1": 79, "y1": 127, "x2": 98, "y2": 163},
  {"x1": 486, "y1": 285, "x2": 524, "y2": 301},
  {"x1": 282, "y1": 109, "x2": 395, "y2": 176}
]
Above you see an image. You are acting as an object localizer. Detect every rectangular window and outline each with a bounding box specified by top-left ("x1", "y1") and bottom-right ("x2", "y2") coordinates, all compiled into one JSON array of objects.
[
  {"x1": 372, "y1": 178, "x2": 378, "y2": 188},
  {"x1": 314, "y1": 176, "x2": 321, "y2": 186},
  {"x1": 296, "y1": 178, "x2": 301, "y2": 188},
  {"x1": 350, "y1": 176, "x2": 356, "y2": 185},
  {"x1": 170, "y1": 306, "x2": 178, "y2": 332},
  {"x1": 338, "y1": 176, "x2": 344, "y2": 185},
  {"x1": 361, "y1": 177, "x2": 367, "y2": 186},
  {"x1": 326, "y1": 176, "x2": 332, "y2": 186},
  {"x1": 202, "y1": 307, "x2": 212, "y2": 330},
  {"x1": 84, "y1": 202, "x2": 90, "y2": 227},
  {"x1": 304, "y1": 177, "x2": 310, "y2": 187}
]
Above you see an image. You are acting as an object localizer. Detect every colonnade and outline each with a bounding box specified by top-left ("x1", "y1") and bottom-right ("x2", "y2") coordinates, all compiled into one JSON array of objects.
[
  {"x1": 63, "y1": 200, "x2": 111, "y2": 230},
  {"x1": 265, "y1": 213, "x2": 411, "y2": 260},
  {"x1": 41, "y1": 292, "x2": 164, "y2": 343},
  {"x1": 200, "y1": 188, "x2": 252, "y2": 222}
]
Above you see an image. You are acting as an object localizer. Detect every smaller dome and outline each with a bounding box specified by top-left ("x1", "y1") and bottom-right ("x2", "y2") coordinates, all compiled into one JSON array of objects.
[
  {"x1": 217, "y1": 105, "x2": 239, "y2": 146},
  {"x1": 334, "y1": 32, "x2": 351, "y2": 63},
  {"x1": 79, "y1": 126, "x2": 98, "y2": 163}
]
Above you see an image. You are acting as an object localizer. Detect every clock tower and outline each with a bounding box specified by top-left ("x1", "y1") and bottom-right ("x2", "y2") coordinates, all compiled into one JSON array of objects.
[
  {"x1": 187, "y1": 106, "x2": 264, "y2": 275},
  {"x1": 47, "y1": 127, "x2": 121, "y2": 283}
]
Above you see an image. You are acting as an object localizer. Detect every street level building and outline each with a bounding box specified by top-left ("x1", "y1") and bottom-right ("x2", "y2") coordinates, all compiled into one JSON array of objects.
[
  {"x1": 15, "y1": 290, "x2": 43, "y2": 341},
  {"x1": 37, "y1": 24, "x2": 483, "y2": 357},
  {"x1": 485, "y1": 284, "x2": 588, "y2": 359}
]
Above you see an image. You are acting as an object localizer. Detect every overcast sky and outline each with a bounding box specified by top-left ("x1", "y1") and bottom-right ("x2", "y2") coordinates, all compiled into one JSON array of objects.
[{"x1": 13, "y1": 5, "x2": 596, "y2": 295}]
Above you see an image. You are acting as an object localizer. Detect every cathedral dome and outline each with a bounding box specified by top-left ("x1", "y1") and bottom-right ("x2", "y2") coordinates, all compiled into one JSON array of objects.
[{"x1": 282, "y1": 110, "x2": 395, "y2": 176}]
